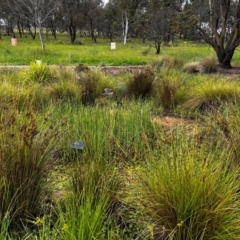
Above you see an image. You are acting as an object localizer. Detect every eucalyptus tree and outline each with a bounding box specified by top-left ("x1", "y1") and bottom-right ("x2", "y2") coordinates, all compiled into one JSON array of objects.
[
  {"x1": 81, "y1": 0, "x2": 104, "y2": 43},
  {"x1": 103, "y1": 0, "x2": 122, "y2": 41},
  {"x1": 9, "y1": 0, "x2": 57, "y2": 50},
  {"x1": 58, "y1": 0, "x2": 87, "y2": 43},
  {"x1": 168, "y1": 0, "x2": 240, "y2": 68},
  {"x1": 194, "y1": 0, "x2": 240, "y2": 68},
  {"x1": 105, "y1": 0, "x2": 142, "y2": 45},
  {"x1": 133, "y1": 0, "x2": 177, "y2": 53},
  {"x1": 0, "y1": 0, "x2": 16, "y2": 37}
]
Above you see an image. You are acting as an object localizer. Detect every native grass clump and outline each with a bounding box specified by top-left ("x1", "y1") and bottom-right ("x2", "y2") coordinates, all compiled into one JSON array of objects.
[
  {"x1": 129, "y1": 137, "x2": 240, "y2": 239},
  {"x1": 127, "y1": 68, "x2": 155, "y2": 99},
  {"x1": 182, "y1": 61, "x2": 201, "y2": 73},
  {"x1": 183, "y1": 77, "x2": 240, "y2": 111},
  {"x1": 58, "y1": 160, "x2": 121, "y2": 240},
  {"x1": 79, "y1": 70, "x2": 114, "y2": 105},
  {"x1": 48, "y1": 67, "x2": 81, "y2": 102},
  {"x1": 153, "y1": 69, "x2": 184, "y2": 111},
  {"x1": 1, "y1": 59, "x2": 240, "y2": 239},
  {"x1": 18, "y1": 60, "x2": 53, "y2": 84},
  {"x1": 208, "y1": 104, "x2": 240, "y2": 166}
]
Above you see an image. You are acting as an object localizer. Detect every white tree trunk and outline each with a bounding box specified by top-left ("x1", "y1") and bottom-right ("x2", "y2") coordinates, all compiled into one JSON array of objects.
[
  {"x1": 122, "y1": 10, "x2": 128, "y2": 45},
  {"x1": 38, "y1": 26, "x2": 45, "y2": 51}
]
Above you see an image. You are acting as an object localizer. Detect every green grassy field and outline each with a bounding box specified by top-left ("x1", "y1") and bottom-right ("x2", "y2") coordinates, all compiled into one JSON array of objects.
[{"x1": 1, "y1": 33, "x2": 240, "y2": 66}]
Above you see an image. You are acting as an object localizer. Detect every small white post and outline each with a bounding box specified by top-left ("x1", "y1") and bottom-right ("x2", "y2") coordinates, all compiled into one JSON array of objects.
[
  {"x1": 36, "y1": 60, "x2": 42, "y2": 65},
  {"x1": 111, "y1": 42, "x2": 116, "y2": 50}
]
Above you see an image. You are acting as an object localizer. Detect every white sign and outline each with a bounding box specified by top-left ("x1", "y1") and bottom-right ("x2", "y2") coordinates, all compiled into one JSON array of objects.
[
  {"x1": 111, "y1": 42, "x2": 116, "y2": 50},
  {"x1": 36, "y1": 60, "x2": 42, "y2": 65}
]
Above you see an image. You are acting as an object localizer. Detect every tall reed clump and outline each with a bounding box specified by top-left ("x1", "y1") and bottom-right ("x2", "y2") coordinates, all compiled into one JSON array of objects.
[
  {"x1": 183, "y1": 78, "x2": 240, "y2": 111},
  {"x1": 127, "y1": 68, "x2": 155, "y2": 99},
  {"x1": 58, "y1": 160, "x2": 121, "y2": 240},
  {"x1": 129, "y1": 133, "x2": 240, "y2": 239},
  {"x1": 62, "y1": 102, "x2": 155, "y2": 163},
  {"x1": 0, "y1": 106, "x2": 61, "y2": 230}
]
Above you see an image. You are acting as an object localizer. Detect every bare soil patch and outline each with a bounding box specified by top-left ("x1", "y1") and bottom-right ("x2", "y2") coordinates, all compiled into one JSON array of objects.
[{"x1": 216, "y1": 66, "x2": 240, "y2": 76}]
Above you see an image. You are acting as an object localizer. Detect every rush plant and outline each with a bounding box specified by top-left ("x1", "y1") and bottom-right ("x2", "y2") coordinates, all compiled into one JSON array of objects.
[{"x1": 0, "y1": 106, "x2": 62, "y2": 229}]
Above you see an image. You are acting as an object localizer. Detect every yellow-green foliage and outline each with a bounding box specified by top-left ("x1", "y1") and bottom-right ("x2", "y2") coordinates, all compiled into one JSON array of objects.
[
  {"x1": 18, "y1": 83, "x2": 50, "y2": 107},
  {"x1": 210, "y1": 104, "x2": 240, "y2": 166},
  {"x1": 184, "y1": 78, "x2": 240, "y2": 110},
  {"x1": 18, "y1": 61, "x2": 53, "y2": 84},
  {"x1": 48, "y1": 80, "x2": 81, "y2": 101},
  {"x1": 0, "y1": 82, "x2": 18, "y2": 104},
  {"x1": 59, "y1": 161, "x2": 120, "y2": 240},
  {"x1": 130, "y1": 136, "x2": 240, "y2": 239},
  {"x1": 48, "y1": 67, "x2": 81, "y2": 101},
  {"x1": 53, "y1": 66, "x2": 76, "y2": 81}
]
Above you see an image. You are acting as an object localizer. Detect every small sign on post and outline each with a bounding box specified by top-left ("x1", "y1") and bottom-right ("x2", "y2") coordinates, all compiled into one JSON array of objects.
[
  {"x1": 11, "y1": 38, "x2": 17, "y2": 46},
  {"x1": 111, "y1": 42, "x2": 116, "y2": 50}
]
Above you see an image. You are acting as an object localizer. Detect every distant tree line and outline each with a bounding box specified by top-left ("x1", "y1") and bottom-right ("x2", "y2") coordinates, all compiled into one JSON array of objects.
[{"x1": 1, "y1": 0, "x2": 240, "y2": 68}]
